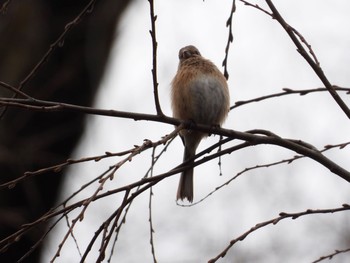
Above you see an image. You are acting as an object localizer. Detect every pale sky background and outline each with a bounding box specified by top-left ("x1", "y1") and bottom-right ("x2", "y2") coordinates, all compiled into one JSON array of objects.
[{"x1": 43, "y1": 1, "x2": 350, "y2": 262}]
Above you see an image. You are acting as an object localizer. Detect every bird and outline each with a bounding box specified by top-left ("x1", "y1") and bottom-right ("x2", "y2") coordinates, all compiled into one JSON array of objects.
[{"x1": 171, "y1": 45, "x2": 230, "y2": 202}]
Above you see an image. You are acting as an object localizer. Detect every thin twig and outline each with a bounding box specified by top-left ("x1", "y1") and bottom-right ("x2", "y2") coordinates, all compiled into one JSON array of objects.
[
  {"x1": 95, "y1": 190, "x2": 131, "y2": 263},
  {"x1": 0, "y1": 81, "x2": 34, "y2": 99},
  {"x1": 148, "y1": 147, "x2": 158, "y2": 263},
  {"x1": 0, "y1": 149, "x2": 134, "y2": 189},
  {"x1": 239, "y1": 0, "x2": 272, "y2": 16},
  {"x1": 0, "y1": 0, "x2": 11, "y2": 14},
  {"x1": 171, "y1": 127, "x2": 350, "y2": 184},
  {"x1": 0, "y1": 97, "x2": 176, "y2": 124},
  {"x1": 16, "y1": 215, "x2": 65, "y2": 262},
  {"x1": 183, "y1": 152, "x2": 303, "y2": 207},
  {"x1": 148, "y1": 0, "x2": 163, "y2": 116},
  {"x1": 51, "y1": 158, "x2": 123, "y2": 261},
  {"x1": 232, "y1": 86, "x2": 350, "y2": 110},
  {"x1": 290, "y1": 25, "x2": 320, "y2": 66},
  {"x1": 108, "y1": 135, "x2": 176, "y2": 262},
  {"x1": 238, "y1": 0, "x2": 318, "y2": 64},
  {"x1": 63, "y1": 206, "x2": 83, "y2": 259},
  {"x1": 312, "y1": 247, "x2": 350, "y2": 263},
  {"x1": 222, "y1": 0, "x2": 236, "y2": 79},
  {"x1": 183, "y1": 139, "x2": 350, "y2": 206},
  {"x1": 217, "y1": 136, "x2": 225, "y2": 176},
  {"x1": 209, "y1": 204, "x2": 350, "y2": 263},
  {"x1": 264, "y1": 0, "x2": 350, "y2": 119},
  {"x1": 51, "y1": 139, "x2": 159, "y2": 262},
  {"x1": 2, "y1": 137, "x2": 349, "y2": 257},
  {"x1": 22, "y1": 130, "x2": 178, "y2": 262},
  {"x1": 80, "y1": 190, "x2": 131, "y2": 263},
  {"x1": 0, "y1": 0, "x2": 98, "y2": 118}
]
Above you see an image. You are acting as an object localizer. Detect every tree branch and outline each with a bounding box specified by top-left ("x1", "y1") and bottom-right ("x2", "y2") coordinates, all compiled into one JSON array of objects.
[
  {"x1": 264, "y1": 0, "x2": 350, "y2": 119},
  {"x1": 0, "y1": 0, "x2": 98, "y2": 118},
  {"x1": 232, "y1": 86, "x2": 350, "y2": 109},
  {"x1": 148, "y1": 0, "x2": 163, "y2": 116},
  {"x1": 1, "y1": 97, "x2": 349, "y2": 184},
  {"x1": 312, "y1": 247, "x2": 350, "y2": 263},
  {"x1": 209, "y1": 204, "x2": 350, "y2": 263},
  {"x1": 222, "y1": 0, "x2": 236, "y2": 80}
]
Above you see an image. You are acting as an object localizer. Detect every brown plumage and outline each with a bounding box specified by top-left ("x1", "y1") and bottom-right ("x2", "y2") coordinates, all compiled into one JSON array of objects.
[{"x1": 171, "y1": 45, "x2": 230, "y2": 202}]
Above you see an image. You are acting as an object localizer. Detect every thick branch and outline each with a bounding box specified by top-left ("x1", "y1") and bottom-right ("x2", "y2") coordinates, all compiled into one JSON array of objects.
[{"x1": 1, "y1": 97, "x2": 349, "y2": 183}]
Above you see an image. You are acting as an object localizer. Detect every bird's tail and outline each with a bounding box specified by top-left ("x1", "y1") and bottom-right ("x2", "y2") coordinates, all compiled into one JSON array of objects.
[{"x1": 177, "y1": 146, "x2": 195, "y2": 202}]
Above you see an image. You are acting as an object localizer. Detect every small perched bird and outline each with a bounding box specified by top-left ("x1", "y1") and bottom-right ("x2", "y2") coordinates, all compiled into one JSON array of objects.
[{"x1": 171, "y1": 45, "x2": 230, "y2": 202}]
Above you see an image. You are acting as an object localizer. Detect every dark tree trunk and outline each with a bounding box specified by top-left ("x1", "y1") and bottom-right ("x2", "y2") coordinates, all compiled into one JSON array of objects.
[{"x1": 0, "y1": 0, "x2": 131, "y2": 262}]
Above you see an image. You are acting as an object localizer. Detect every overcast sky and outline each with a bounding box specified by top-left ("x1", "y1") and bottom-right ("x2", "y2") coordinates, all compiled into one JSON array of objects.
[{"x1": 43, "y1": 1, "x2": 350, "y2": 262}]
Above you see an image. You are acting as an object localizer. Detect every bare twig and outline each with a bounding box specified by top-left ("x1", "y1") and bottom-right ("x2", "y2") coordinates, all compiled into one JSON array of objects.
[
  {"x1": 217, "y1": 136, "x2": 225, "y2": 176},
  {"x1": 222, "y1": 0, "x2": 236, "y2": 79},
  {"x1": 232, "y1": 86, "x2": 350, "y2": 110},
  {"x1": 0, "y1": 97, "x2": 176, "y2": 124},
  {"x1": 50, "y1": 136, "x2": 170, "y2": 262},
  {"x1": 80, "y1": 190, "x2": 131, "y2": 263},
  {"x1": 209, "y1": 204, "x2": 350, "y2": 263},
  {"x1": 178, "y1": 128, "x2": 350, "y2": 184},
  {"x1": 18, "y1": 0, "x2": 96, "y2": 90},
  {"x1": 324, "y1": 141, "x2": 350, "y2": 151},
  {"x1": 185, "y1": 139, "x2": 350, "y2": 206},
  {"x1": 236, "y1": 0, "x2": 350, "y2": 118},
  {"x1": 0, "y1": 150, "x2": 134, "y2": 190},
  {"x1": 290, "y1": 25, "x2": 320, "y2": 66},
  {"x1": 264, "y1": 0, "x2": 350, "y2": 119},
  {"x1": 107, "y1": 136, "x2": 176, "y2": 262},
  {"x1": 17, "y1": 215, "x2": 65, "y2": 262},
  {"x1": 148, "y1": 147, "x2": 158, "y2": 263},
  {"x1": 148, "y1": 0, "x2": 163, "y2": 116},
  {"x1": 0, "y1": 0, "x2": 11, "y2": 14},
  {"x1": 0, "y1": 129, "x2": 180, "y2": 260},
  {"x1": 239, "y1": 0, "x2": 272, "y2": 16},
  {"x1": 183, "y1": 152, "x2": 303, "y2": 207},
  {"x1": 0, "y1": 0, "x2": 98, "y2": 118},
  {"x1": 2, "y1": 135, "x2": 349, "y2": 259},
  {"x1": 312, "y1": 247, "x2": 350, "y2": 263},
  {"x1": 95, "y1": 190, "x2": 131, "y2": 263},
  {"x1": 1, "y1": 96, "x2": 349, "y2": 184},
  {"x1": 3, "y1": 86, "x2": 349, "y2": 124},
  {"x1": 0, "y1": 81, "x2": 33, "y2": 99},
  {"x1": 63, "y1": 207, "x2": 83, "y2": 259},
  {"x1": 238, "y1": 0, "x2": 318, "y2": 65}
]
